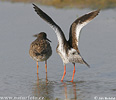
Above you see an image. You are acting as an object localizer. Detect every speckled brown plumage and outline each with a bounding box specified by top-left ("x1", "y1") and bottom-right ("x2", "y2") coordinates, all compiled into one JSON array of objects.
[{"x1": 29, "y1": 32, "x2": 52, "y2": 73}]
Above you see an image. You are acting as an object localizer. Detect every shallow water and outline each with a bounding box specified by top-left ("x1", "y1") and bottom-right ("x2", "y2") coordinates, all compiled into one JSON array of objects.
[{"x1": 0, "y1": 1, "x2": 116, "y2": 100}]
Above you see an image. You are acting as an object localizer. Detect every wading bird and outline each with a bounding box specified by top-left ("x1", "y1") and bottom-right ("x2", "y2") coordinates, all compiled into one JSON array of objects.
[
  {"x1": 29, "y1": 32, "x2": 52, "y2": 74},
  {"x1": 32, "y1": 4, "x2": 100, "y2": 82}
]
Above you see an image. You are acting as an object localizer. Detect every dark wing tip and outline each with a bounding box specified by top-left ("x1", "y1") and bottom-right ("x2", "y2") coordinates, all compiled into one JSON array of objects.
[
  {"x1": 32, "y1": 3, "x2": 37, "y2": 8},
  {"x1": 86, "y1": 9, "x2": 100, "y2": 21},
  {"x1": 94, "y1": 9, "x2": 100, "y2": 16},
  {"x1": 96, "y1": 9, "x2": 100, "y2": 17},
  {"x1": 32, "y1": 3, "x2": 41, "y2": 14},
  {"x1": 73, "y1": 9, "x2": 100, "y2": 26},
  {"x1": 32, "y1": 3, "x2": 58, "y2": 28},
  {"x1": 32, "y1": 3, "x2": 37, "y2": 13},
  {"x1": 90, "y1": 9, "x2": 100, "y2": 18},
  {"x1": 32, "y1": 3, "x2": 38, "y2": 10},
  {"x1": 80, "y1": 9, "x2": 100, "y2": 24}
]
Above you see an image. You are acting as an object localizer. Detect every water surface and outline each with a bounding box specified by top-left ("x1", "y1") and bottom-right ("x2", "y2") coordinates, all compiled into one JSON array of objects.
[{"x1": 0, "y1": 2, "x2": 116, "y2": 100}]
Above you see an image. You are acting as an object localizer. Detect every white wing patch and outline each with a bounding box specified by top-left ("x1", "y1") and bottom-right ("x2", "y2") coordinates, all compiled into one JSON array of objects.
[
  {"x1": 75, "y1": 21, "x2": 89, "y2": 46},
  {"x1": 46, "y1": 23, "x2": 64, "y2": 46},
  {"x1": 53, "y1": 26, "x2": 63, "y2": 45}
]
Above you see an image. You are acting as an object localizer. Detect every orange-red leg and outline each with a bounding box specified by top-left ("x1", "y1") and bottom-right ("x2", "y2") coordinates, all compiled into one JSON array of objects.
[
  {"x1": 46, "y1": 72, "x2": 48, "y2": 84},
  {"x1": 45, "y1": 60, "x2": 47, "y2": 73},
  {"x1": 37, "y1": 61, "x2": 39, "y2": 74},
  {"x1": 71, "y1": 63, "x2": 76, "y2": 82},
  {"x1": 61, "y1": 65, "x2": 66, "y2": 82}
]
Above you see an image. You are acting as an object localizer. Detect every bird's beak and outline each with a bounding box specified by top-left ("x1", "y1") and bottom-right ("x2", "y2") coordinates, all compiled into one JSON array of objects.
[
  {"x1": 46, "y1": 38, "x2": 52, "y2": 42},
  {"x1": 33, "y1": 34, "x2": 38, "y2": 37}
]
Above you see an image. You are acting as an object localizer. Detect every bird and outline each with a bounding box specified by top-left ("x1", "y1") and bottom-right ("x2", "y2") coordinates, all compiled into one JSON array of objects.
[
  {"x1": 29, "y1": 32, "x2": 52, "y2": 74},
  {"x1": 32, "y1": 4, "x2": 100, "y2": 82}
]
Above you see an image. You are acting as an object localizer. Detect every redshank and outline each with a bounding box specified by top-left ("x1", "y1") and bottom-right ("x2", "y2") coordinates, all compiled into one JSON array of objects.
[
  {"x1": 29, "y1": 32, "x2": 52, "y2": 74},
  {"x1": 32, "y1": 4, "x2": 100, "y2": 82}
]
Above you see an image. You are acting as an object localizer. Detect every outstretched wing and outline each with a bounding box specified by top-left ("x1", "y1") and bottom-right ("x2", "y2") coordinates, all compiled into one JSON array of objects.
[
  {"x1": 33, "y1": 4, "x2": 67, "y2": 45},
  {"x1": 68, "y1": 10, "x2": 100, "y2": 53}
]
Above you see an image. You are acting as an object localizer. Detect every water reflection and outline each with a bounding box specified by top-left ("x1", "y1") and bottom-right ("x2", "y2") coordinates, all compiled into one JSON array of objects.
[
  {"x1": 62, "y1": 82, "x2": 77, "y2": 100},
  {"x1": 32, "y1": 73, "x2": 85, "y2": 100},
  {"x1": 32, "y1": 73, "x2": 54, "y2": 100},
  {"x1": 61, "y1": 80, "x2": 87, "y2": 100}
]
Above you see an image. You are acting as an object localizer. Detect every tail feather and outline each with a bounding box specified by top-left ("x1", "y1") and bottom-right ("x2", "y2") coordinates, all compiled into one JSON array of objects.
[{"x1": 83, "y1": 59, "x2": 90, "y2": 68}]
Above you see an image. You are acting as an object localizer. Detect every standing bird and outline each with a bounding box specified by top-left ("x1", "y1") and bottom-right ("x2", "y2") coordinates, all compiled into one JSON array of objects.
[
  {"x1": 32, "y1": 4, "x2": 100, "y2": 82},
  {"x1": 29, "y1": 32, "x2": 52, "y2": 74}
]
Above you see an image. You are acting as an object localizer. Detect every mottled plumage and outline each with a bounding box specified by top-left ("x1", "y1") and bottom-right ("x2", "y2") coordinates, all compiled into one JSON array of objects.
[
  {"x1": 29, "y1": 32, "x2": 52, "y2": 73},
  {"x1": 32, "y1": 4, "x2": 100, "y2": 81}
]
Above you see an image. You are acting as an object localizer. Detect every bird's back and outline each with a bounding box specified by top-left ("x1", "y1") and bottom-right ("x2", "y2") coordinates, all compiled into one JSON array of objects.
[{"x1": 29, "y1": 39, "x2": 52, "y2": 62}]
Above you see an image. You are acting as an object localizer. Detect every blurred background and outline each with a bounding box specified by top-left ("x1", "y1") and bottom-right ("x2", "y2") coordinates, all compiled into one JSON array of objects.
[{"x1": 1, "y1": 0, "x2": 116, "y2": 9}]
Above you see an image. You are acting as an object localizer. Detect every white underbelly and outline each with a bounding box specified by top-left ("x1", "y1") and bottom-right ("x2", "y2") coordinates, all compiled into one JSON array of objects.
[{"x1": 57, "y1": 46, "x2": 69, "y2": 64}]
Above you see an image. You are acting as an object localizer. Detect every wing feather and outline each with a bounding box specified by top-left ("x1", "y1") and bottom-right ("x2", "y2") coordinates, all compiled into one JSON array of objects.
[
  {"x1": 68, "y1": 9, "x2": 100, "y2": 52},
  {"x1": 33, "y1": 4, "x2": 67, "y2": 45}
]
